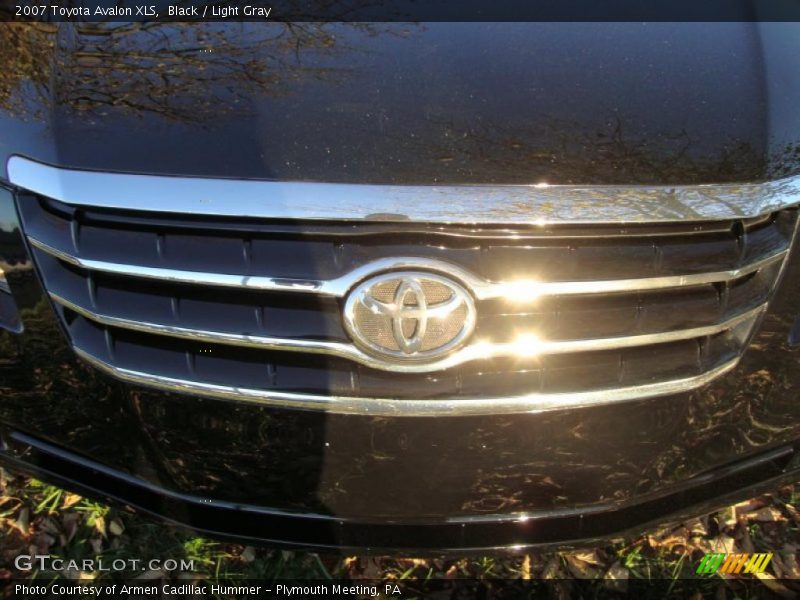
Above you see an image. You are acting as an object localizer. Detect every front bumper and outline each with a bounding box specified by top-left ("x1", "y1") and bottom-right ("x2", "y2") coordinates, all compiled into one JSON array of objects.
[{"x1": 1, "y1": 429, "x2": 799, "y2": 553}]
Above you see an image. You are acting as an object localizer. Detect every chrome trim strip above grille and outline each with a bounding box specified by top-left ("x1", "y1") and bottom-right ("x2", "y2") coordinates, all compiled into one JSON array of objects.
[
  {"x1": 73, "y1": 346, "x2": 741, "y2": 416},
  {"x1": 28, "y1": 237, "x2": 789, "y2": 299},
  {"x1": 8, "y1": 156, "x2": 800, "y2": 225},
  {"x1": 52, "y1": 292, "x2": 765, "y2": 373}
]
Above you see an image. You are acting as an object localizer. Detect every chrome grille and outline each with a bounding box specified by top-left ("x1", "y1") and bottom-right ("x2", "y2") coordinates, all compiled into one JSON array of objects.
[{"x1": 14, "y1": 180, "x2": 799, "y2": 415}]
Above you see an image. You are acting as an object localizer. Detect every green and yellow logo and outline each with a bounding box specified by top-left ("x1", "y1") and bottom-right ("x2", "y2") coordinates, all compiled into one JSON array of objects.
[{"x1": 696, "y1": 552, "x2": 773, "y2": 575}]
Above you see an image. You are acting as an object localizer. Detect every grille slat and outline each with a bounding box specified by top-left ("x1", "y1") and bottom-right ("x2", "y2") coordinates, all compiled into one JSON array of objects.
[
  {"x1": 25, "y1": 233, "x2": 791, "y2": 298},
  {"x1": 13, "y1": 184, "x2": 800, "y2": 415},
  {"x1": 73, "y1": 345, "x2": 742, "y2": 417},
  {"x1": 22, "y1": 194, "x2": 797, "y2": 286},
  {"x1": 49, "y1": 291, "x2": 767, "y2": 372}
]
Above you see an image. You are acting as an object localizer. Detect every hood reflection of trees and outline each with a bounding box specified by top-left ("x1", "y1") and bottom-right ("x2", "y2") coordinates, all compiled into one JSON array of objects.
[{"x1": 0, "y1": 22, "x2": 406, "y2": 123}]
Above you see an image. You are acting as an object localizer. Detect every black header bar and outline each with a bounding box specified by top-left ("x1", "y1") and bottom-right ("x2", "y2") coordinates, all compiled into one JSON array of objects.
[{"x1": 2, "y1": 0, "x2": 800, "y2": 22}]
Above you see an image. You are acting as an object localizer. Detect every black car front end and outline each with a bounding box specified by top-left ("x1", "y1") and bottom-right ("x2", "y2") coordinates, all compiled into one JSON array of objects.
[{"x1": 1, "y1": 22, "x2": 800, "y2": 552}]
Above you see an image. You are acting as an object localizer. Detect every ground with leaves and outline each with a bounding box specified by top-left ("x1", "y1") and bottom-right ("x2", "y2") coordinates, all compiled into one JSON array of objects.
[{"x1": 0, "y1": 471, "x2": 798, "y2": 596}]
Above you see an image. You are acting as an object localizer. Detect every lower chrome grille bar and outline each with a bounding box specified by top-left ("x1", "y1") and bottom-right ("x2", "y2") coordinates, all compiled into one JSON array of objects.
[
  {"x1": 52, "y1": 291, "x2": 765, "y2": 373},
  {"x1": 73, "y1": 346, "x2": 741, "y2": 417}
]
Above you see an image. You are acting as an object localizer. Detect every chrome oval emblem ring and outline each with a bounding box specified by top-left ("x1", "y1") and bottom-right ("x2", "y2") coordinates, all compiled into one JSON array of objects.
[{"x1": 343, "y1": 270, "x2": 477, "y2": 365}]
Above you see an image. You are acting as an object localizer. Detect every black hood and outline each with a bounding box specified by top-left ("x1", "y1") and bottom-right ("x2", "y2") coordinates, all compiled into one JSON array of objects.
[{"x1": 1, "y1": 22, "x2": 800, "y2": 185}]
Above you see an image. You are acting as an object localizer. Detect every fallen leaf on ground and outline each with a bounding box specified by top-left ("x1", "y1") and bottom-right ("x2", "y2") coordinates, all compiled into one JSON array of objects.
[
  {"x1": 708, "y1": 534, "x2": 736, "y2": 555},
  {"x1": 605, "y1": 561, "x2": 628, "y2": 581},
  {"x1": 541, "y1": 557, "x2": 562, "y2": 579},
  {"x1": 735, "y1": 521, "x2": 755, "y2": 554},
  {"x1": 240, "y1": 546, "x2": 255, "y2": 563},
  {"x1": 565, "y1": 555, "x2": 600, "y2": 579},
  {"x1": 62, "y1": 494, "x2": 82, "y2": 509},
  {"x1": 360, "y1": 558, "x2": 382, "y2": 579},
  {"x1": 94, "y1": 516, "x2": 106, "y2": 538},
  {"x1": 684, "y1": 518, "x2": 707, "y2": 537},
  {"x1": 521, "y1": 555, "x2": 532, "y2": 579},
  {"x1": 39, "y1": 518, "x2": 59, "y2": 536},
  {"x1": 750, "y1": 507, "x2": 784, "y2": 523},
  {"x1": 734, "y1": 498, "x2": 768, "y2": 515},
  {"x1": 13, "y1": 507, "x2": 29, "y2": 536},
  {"x1": 570, "y1": 549, "x2": 605, "y2": 566},
  {"x1": 754, "y1": 572, "x2": 796, "y2": 598},
  {"x1": 108, "y1": 519, "x2": 124, "y2": 536},
  {"x1": 61, "y1": 513, "x2": 79, "y2": 544},
  {"x1": 722, "y1": 507, "x2": 737, "y2": 528},
  {"x1": 604, "y1": 561, "x2": 629, "y2": 593},
  {"x1": 771, "y1": 554, "x2": 800, "y2": 579}
]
